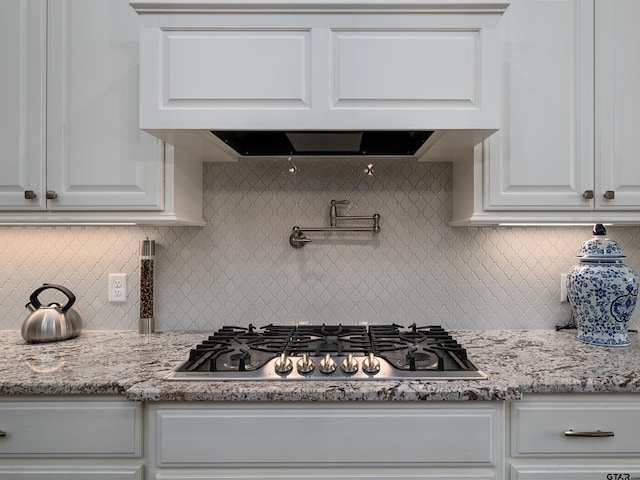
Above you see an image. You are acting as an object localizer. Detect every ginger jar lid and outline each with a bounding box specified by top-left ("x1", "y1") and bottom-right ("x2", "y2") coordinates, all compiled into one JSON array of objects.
[{"x1": 576, "y1": 224, "x2": 625, "y2": 260}]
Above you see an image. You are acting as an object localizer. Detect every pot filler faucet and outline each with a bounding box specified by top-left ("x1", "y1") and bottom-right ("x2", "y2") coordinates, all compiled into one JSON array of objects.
[{"x1": 289, "y1": 199, "x2": 381, "y2": 248}]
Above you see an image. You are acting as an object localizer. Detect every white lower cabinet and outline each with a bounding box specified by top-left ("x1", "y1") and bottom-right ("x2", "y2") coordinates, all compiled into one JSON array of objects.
[
  {"x1": 508, "y1": 394, "x2": 640, "y2": 480},
  {"x1": 0, "y1": 397, "x2": 143, "y2": 479},
  {"x1": 147, "y1": 402, "x2": 504, "y2": 480}
]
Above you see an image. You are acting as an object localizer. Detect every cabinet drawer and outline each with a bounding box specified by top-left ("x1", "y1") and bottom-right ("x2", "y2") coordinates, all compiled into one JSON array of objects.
[
  {"x1": 154, "y1": 404, "x2": 500, "y2": 466},
  {"x1": 0, "y1": 466, "x2": 142, "y2": 480},
  {"x1": 155, "y1": 472, "x2": 496, "y2": 480},
  {"x1": 0, "y1": 400, "x2": 142, "y2": 457},
  {"x1": 511, "y1": 401, "x2": 640, "y2": 456},
  {"x1": 511, "y1": 466, "x2": 640, "y2": 480}
]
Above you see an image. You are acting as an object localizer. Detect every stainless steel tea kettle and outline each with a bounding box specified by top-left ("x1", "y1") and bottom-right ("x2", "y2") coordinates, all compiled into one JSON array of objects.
[{"x1": 21, "y1": 284, "x2": 83, "y2": 343}]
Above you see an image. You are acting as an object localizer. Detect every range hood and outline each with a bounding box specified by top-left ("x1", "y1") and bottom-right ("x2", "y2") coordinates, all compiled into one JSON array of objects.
[{"x1": 130, "y1": 0, "x2": 508, "y2": 162}]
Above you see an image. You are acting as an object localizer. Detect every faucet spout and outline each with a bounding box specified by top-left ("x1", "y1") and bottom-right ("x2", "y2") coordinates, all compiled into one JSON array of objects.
[{"x1": 289, "y1": 201, "x2": 380, "y2": 248}]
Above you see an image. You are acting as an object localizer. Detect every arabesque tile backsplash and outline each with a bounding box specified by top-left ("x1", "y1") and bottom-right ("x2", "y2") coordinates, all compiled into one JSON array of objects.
[{"x1": 1, "y1": 159, "x2": 639, "y2": 332}]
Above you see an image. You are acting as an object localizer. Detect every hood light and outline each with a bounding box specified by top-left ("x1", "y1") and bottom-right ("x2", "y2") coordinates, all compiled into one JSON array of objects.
[{"x1": 364, "y1": 164, "x2": 375, "y2": 176}]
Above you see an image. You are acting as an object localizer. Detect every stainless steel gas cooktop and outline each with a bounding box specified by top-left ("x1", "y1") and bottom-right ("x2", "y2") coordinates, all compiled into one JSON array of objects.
[{"x1": 164, "y1": 324, "x2": 488, "y2": 381}]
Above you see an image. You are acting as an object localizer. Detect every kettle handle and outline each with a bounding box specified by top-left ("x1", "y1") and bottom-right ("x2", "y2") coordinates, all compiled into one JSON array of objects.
[{"x1": 28, "y1": 284, "x2": 76, "y2": 312}]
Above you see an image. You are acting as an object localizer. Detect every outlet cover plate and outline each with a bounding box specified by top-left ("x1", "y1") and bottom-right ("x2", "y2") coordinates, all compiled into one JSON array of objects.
[
  {"x1": 108, "y1": 273, "x2": 127, "y2": 303},
  {"x1": 560, "y1": 273, "x2": 568, "y2": 303}
]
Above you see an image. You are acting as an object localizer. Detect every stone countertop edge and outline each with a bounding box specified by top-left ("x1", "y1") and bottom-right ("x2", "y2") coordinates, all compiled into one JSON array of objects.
[{"x1": 0, "y1": 329, "x2": 639, "y2": 402}]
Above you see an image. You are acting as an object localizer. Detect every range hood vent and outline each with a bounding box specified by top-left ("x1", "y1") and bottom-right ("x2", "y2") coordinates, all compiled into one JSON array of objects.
[
  {"x1": 213, "y1": 131, "x2": 435, "y2": 157},
  {"x1": 131, "y1": 0, "x2": 508, "y2": 162}
]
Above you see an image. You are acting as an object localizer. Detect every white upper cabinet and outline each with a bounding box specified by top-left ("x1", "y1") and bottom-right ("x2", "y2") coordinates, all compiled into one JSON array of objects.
[
  {"x1": 594, "y1": 0, "x2": 640, "y2": 210},
  {"x1": 0, "y1": 0, "x2": 204, "y2": 225},
  {"x1": 46, "y1": 0, "x2": 164, "y2": 211},
  {"x1": 485, "y1": 0, "x2": 594, "y2": 211},
  {"x1": 0, "y1": 1, "x2": 47, "y2": 211},
  {"x1": 452, "y1": 0, "x2": 640, "y2": 225}
]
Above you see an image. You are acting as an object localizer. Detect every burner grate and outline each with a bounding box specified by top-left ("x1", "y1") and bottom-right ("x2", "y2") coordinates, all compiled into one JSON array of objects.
[{"x1": 167, "y1": 323, "x2": 487, "y2": 380}]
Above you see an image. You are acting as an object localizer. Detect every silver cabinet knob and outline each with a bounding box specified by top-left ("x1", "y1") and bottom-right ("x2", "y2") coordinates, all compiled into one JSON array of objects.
[
  {"x1": 318, "y1": 353, "x2": 337, "y2": 374},
  {"x1": 362, "y1": 353, "x2": 381, "y2": 374},
  {"x1": 24, "y1": 190, "x2": 37, "y2": 200},
  {"x1": 274, "y1": 353, "x2": 293, "y2": 374},
  {"x1": 603, "y1": 190, "x2": 615, "y2": 200},
  {"x1": 296, "y1": 354, "x2": 315, "y2": 374},
  {"x1": 46, "y1": 190, "x2": 58, "y2": 200},
  {"x1": 340, "y1": 353, "x2": 359, "y2": 374},
  {"x1": 582, "y1": 190, "x2": 594, "y2": 199}
]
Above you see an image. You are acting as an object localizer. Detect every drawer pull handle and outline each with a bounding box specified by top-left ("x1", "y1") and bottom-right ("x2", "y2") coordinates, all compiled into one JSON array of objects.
[
  {"x1": 0, "y1": 430, "x2": 6, "y2": 437},
  {"x1": 564, "y1": 429, "x2": 614, "y2": 437}
]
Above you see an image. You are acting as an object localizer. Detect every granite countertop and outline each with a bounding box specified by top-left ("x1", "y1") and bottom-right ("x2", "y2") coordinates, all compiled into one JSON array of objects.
[{"x1": 0, "y1": 329, "x2": 639, "y2": 402}]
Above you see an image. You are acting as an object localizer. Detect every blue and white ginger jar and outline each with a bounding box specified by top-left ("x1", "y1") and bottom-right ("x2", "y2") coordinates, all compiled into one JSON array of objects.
[{"x1": 567, "y1": 224, "x2": 638, "y2": 346}]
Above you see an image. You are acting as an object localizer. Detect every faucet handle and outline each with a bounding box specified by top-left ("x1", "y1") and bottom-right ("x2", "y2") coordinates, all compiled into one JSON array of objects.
[{"x1": 330, "y1": 200, "x2": 350, "y2": 226}]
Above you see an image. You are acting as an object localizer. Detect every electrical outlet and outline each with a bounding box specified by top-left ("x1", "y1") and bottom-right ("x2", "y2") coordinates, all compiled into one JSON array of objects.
[
  {"x1": 560, "y1": 273, "x2": 568, "y2": 303},
  {"x1": 108, "y1": 273, "x2": 127, "y2": 303}
]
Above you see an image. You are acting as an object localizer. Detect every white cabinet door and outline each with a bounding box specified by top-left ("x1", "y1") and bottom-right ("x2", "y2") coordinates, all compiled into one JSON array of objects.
[
  {"x1": 484, "y1": 0, "x2": 594, "y2": 210},
  {"x1": 148, "y1": 403, "x2": 504, "y2": 480},
  {"x1": 0, "y1": 0, "x2": 47, "y2": 211},
  {"x1": 46, "y1": 0, "x2": 164, "y2": 211},
  {"x1": 595, "y1": 0, "x2": 640, "y2": 210},
  {"x1": 155, "y1": 406, "x2": 497, "y2": 466}
]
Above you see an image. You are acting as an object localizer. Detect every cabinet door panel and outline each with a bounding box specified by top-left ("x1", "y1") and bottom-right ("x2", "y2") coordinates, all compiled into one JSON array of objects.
[
  {"x1": 333, "y1": 29, "x2": 479, "y2": 108},
  {"x1": 485, "y1": 0, "x2": 593, "y2": 209},
  {"x1": 155, "y1": 406, "x2": 497, "y2": 466},
  {"x1": 595, "y1": 0, "x2": 640, "y2": 209},
  {"x1": 46, "y1": 0, "x2": 164, "y2": 210},
  {"x1": 0, "y1": 0, "x2": 47, "y2": 211},
  {"x1": 165, "y1": 29, "x2": 310, "y2": 106}
]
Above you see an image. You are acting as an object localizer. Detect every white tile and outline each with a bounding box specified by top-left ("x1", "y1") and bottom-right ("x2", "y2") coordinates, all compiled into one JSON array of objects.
[{"x1": 1, "y1": 160, "x2": 640, "y2": 331}]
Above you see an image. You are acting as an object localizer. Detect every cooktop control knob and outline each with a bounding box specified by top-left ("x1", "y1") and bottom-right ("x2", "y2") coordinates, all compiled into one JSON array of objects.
[
  {"x1": 362, "y1": 353, "x2": 381, "y2": 374},
  {"x1": 274, "y1": 353, "x2": 293, "y2": 374},
  {"x1": 296, "y1": 353, "x2": 315, "y2": 374},
  {"x1": 318, "y1": 353, "x2": 337, "y2": 374},
  {"x1": 340, "y1": 353, "x2": 359, "y2": 374}
]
